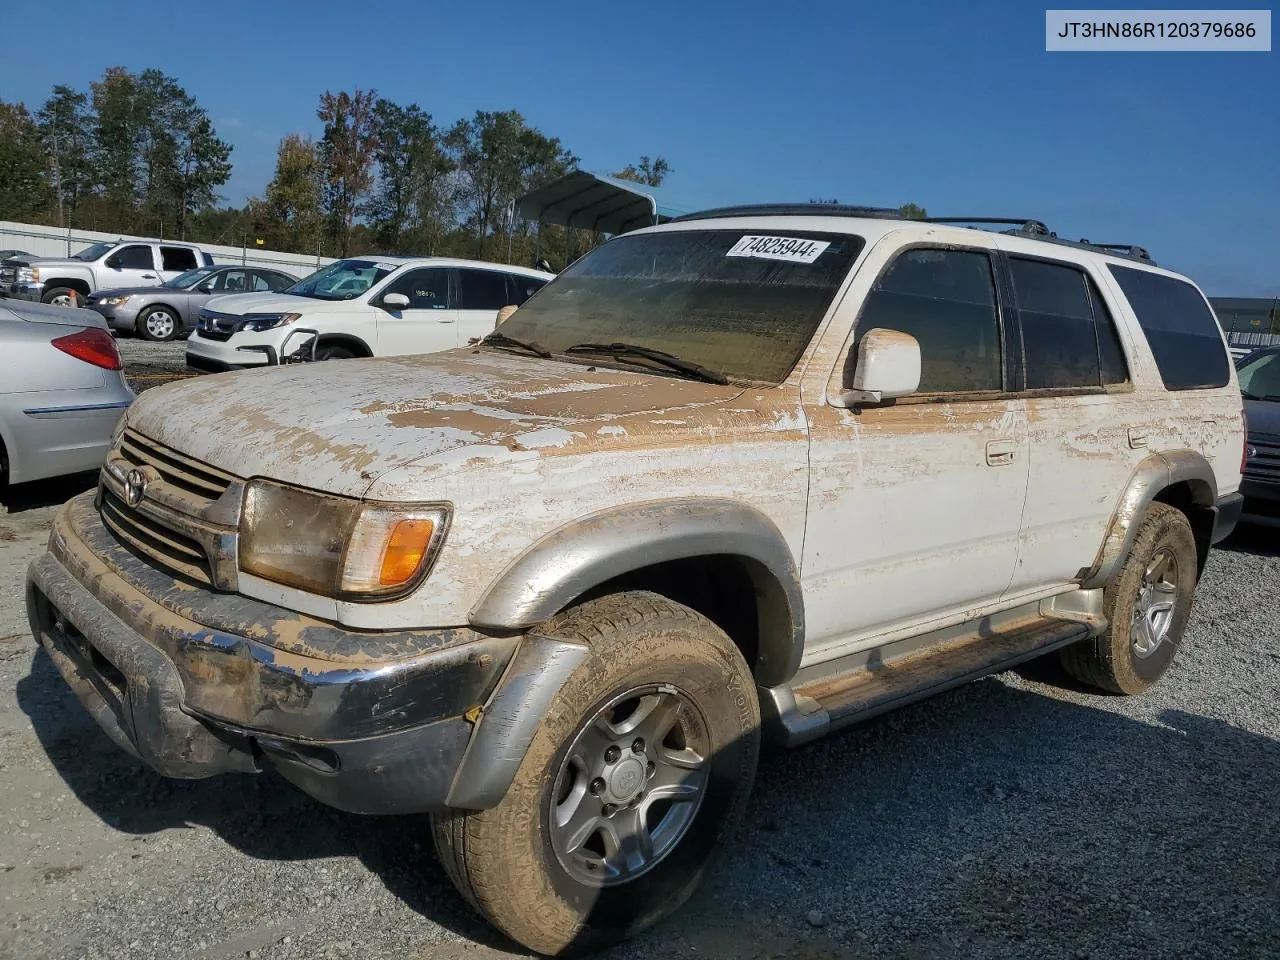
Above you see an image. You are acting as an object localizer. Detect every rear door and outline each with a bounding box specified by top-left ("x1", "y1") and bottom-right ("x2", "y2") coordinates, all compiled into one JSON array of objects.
[
  {"x1": 997, "y1": 250, "x2": 1148, "y2": 593},
  {"x1": 455, "y1": 267, "x2": 516, "y2": 344},
  {"x1": 102, "y1": 244, "x2": 160, "y2": 288},
  {"x1": 372, "y1": 266, "x2": 459, "y2": 356},
  {"x1": 158, "y1": 246, "x2": 200, "y2": 283}
]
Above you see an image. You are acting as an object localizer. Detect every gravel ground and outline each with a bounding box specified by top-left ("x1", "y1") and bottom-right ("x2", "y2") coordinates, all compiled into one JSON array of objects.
[{"x1": 1, "y1": 342, "x2": 1277, "y2": 959}]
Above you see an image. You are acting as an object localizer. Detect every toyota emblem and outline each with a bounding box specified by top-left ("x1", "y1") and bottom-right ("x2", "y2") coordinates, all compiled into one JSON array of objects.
[{"x1": 124, "y1": 468, "x2": 148, "y2": 507}]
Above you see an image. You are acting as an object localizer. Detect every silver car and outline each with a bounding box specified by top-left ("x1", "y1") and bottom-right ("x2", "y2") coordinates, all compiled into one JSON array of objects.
[
  {"x1": 86, "y1": 265, "x2": 299, "y2": 342},
  {"x1": 0, "y1": 300, "x2": 133, "y2": 487}
]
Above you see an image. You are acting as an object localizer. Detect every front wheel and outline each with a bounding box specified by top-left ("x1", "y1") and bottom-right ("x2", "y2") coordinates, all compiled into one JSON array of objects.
[
  {"x1": 41, "y1": 286, "x2": 80, "y2": 308},
  {"x1": 432, "y1": 591, "x2": 760, "y2": 956},
  {"x1": 314, "y1": 345, "x2": 355, "y2": 361},
  {"x1": 136, "y1": 306, "x2": 180, "y2": 341}
]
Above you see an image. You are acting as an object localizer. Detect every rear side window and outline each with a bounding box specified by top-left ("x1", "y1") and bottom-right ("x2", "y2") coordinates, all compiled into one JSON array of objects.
[
  {"x1": 457, "y1": 269, "x2": 511, "y2": 310},
  {"x1": 1010, "y1": 258, "x2": 1130, "y2": 390},
  {"x1": 856, "y1": 248, "x2": 1002, "y2": 394},
  {"x1": 1109, "y1": 266, "x2": 1230, "y2": 390},
  {"x1": 506, "y1": 273, "x2": 546, "y2": 306},
  {"x1": 161, "y1": 246, "x2": 198, "y2": 271}
]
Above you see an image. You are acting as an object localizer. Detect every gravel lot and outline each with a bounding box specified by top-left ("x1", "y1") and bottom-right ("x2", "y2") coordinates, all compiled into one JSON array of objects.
[{"x1": 1, "y1": 343, "x2": 1277, "y2": 960}]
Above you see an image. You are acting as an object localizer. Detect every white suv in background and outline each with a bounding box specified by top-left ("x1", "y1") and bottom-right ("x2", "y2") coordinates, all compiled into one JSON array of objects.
[{"x1": 185, "y1": 256, "x2": 554, "y2": 369}]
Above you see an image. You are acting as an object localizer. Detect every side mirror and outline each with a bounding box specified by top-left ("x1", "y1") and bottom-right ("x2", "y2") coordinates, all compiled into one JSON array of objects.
[
  {"x1": 836, "y1": 328, "x2": 921, "y2": 407},
  {"x1": 382, "y1": 292, "x2": 410, "y2": 310},
  {"x1": 495, "y1": 305, "x2": 518, "y2": 325},
  {"x1": 105, "y1": 257, "x2": 122, "y2": 269}
]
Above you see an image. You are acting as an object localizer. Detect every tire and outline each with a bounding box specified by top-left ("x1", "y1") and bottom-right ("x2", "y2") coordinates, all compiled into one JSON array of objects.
[
  {"x1": 136, "y1": 305, "x2": 180, "y2": 342},
  {"x1": 1060, "y1": 502, "x2": 1198, "y2": 695},
  {"x1": 432, "y1": 591, "x2": 760, "y2": 956},
  {"x1": 314, "y1": 344, "x2": 356, "y2": 361},
  {"x1": 41, "y1": 286, "x2": 80, "y2": 308}
]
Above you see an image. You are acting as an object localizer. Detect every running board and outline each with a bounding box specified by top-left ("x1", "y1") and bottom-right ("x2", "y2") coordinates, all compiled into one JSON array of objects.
[{"x1": 764, "y1": 612, "x2": 1095, "y2": 748}]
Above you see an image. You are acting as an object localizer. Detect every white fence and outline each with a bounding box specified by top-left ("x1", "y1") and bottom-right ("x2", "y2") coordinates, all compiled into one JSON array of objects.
[{"x1": 0, "y1": 220, "x2": 335, "y2": 278}]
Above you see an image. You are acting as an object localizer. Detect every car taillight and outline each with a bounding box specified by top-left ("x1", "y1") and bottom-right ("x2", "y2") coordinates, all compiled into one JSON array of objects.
[{"x1": 51, "y1": 328, "x2": 123, "y2": 371}]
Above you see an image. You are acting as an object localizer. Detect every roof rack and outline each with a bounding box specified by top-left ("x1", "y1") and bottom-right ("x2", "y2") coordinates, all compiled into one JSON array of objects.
[
  {"x1": 668, "y1": 205, "x2": 1157, "y2": 265},
  {"x1": 670, "y1": 203, "x2": 905, "y2": 222}
]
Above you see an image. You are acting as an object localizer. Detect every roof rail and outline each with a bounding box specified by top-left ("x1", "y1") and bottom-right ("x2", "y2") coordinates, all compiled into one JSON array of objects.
[
  {"x1": 1077, "y1": 242, "x2": 1154, "y2": 263},
  {"x1": 922, "y1": 217, "x2": 1052, "y2": 236},
  {"x1": 670, "y1": 203, "x2": 904, "y2": 222}
]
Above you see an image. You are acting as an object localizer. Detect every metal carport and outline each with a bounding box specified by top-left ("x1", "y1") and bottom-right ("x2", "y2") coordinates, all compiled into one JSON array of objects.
[{"x1": 514, "y1": 171, "x2": 697, "y2": 236}]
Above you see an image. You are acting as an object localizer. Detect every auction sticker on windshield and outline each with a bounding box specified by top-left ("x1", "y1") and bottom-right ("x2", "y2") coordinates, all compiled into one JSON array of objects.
[{"x1": 726, "y1": 235, "x2": 831, "y2": 264}]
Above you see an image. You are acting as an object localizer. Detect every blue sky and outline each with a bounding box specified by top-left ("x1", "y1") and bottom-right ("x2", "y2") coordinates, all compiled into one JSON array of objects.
[{"x1": 1, "y1": 0, "x2": 1276, "y2": 294}]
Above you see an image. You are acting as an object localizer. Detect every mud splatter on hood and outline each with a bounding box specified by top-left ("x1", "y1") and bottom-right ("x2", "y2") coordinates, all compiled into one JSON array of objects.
[{"x1": 125, "y1": 348, "x2": 744, "y2": 497}]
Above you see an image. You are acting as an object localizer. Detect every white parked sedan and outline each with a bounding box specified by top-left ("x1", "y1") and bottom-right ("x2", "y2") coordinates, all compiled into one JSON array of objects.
[{"x1": 185, "y1": 256, "x2": 554, "y2": 370}]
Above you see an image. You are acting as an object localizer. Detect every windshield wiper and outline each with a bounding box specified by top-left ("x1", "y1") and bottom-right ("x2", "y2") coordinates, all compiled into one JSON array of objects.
[
  {"x1": 478, "y1": 331, "x2": 552, "y2": 358},
  {"x1": 564, "y1": 341, "x2": 729, "y2": 385}
]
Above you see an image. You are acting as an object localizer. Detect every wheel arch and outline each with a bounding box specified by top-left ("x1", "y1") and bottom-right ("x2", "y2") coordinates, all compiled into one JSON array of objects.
[
  {"x1": 1081, "y1": 450, "x2": 1218, "y2": 588},
  {"x1": 469, "y1": 498, "x2": 805, "y2": 688},
  {"x1": 42, "y1": 278, "x2": 92, "y2": 298},
  {"x1": 314, "y1": 333, "x2": 373, "y2": 357}
]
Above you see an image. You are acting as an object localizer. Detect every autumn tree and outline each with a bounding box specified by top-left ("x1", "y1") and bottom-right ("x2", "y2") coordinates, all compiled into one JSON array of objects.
[
  {"x1": 256, "y1": 134, "x2": 325, "y2": 254},
  {"x1": 613, "y1": 156, "x2": 671, "y2": 187},
  {"x1": 317, "y1": 89, "x2": 379, "y2": 256},
  {"x1": 366, "y1": 100, "x2": 454, "y2": 254}
]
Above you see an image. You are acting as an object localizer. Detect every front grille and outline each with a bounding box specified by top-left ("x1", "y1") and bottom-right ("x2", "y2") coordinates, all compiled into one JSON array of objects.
[
  {"x1": 197, "y1": 311, "x2": 241, "y2": 342},
  {"x1": 100, "y1": 489, "x2": 214, "y2": 586},
  {"x1": 118, "y1": 429, "x2": 234, "y2": 503},
  {"x1": 0, "y1": 268, "x2": 15, "y2": 285},
  {"x1": 1245, "y1": 439, "x2": 1280, "y2": 481}
]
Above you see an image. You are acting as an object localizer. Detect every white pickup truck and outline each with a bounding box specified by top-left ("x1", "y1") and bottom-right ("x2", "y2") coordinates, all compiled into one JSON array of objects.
[{"x1": 1, "y1": 239, "x2": 214, "y2": 307}]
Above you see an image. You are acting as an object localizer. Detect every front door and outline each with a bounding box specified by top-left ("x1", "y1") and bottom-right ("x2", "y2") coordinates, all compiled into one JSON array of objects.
[
  {"x1": 103, "y1": 244, "x2": 159, "y2": 288},
  {"x1": 800, "y1": 238, "x2": 1030, "y2": 664},
  {"x1": 373, "y1": 267, "x2": 460, "y2": 356}
]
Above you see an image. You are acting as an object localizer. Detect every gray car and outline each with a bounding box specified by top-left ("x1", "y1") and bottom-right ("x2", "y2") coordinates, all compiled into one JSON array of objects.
[
  {"x1": 0, "y1": 299, "x2": 134, "y2": 487},
  {"x1": 86, "y1": 265, "x2": 299, "y2": 341}
]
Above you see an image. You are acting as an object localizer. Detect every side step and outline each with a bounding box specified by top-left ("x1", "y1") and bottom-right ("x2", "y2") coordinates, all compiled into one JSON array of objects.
[{"x1": 766, "y1": 613, "x2": 1094, "y2": 748}]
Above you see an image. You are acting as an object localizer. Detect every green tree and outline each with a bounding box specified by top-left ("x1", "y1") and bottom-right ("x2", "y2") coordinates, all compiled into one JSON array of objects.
[
  {"x1": 317, "y1": 88, "x2": 379, "y2": 257},
  {"x1": 0, "y1": 101, "x2": 52, "y2": 221},
  {"x1": 613, "y1": 155, "x2": 671, "y2": 187},
  {"x1": 37, "y1": 86, "x2": 93, "y2": 226},
  {"x1": 898, "y1": 202, "x2": 928, "y2": 219},
  {"x1": 257, "y1": 133, "x2": 326, "y2": 255},
  {"x1": 90, "y1": 67, "x2": 147, "y2": 229},
  {"x1": 367, "y1": 100, "x2": 453, "y2": 254},
  {"x1": 446, "y1": 109, "x2": 576, "y2": 257}
]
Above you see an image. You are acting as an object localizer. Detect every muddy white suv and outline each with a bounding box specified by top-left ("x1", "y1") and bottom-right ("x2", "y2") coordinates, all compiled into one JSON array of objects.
[{"x1": 26, "y1": 206, "x2": 1245, "y2": 955}]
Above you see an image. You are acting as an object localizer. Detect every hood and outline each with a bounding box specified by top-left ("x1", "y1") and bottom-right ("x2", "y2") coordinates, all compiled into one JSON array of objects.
[
  {"x1": 124, "y1": 350, "x2": 745, "y2": 497},
  {"x1": 19, "y1": 256, "x2": 85, "y2": 269},
  {"x1": 203, "y1": 292, "x2": 327, "y2": 315},
  {"x1": 1245, "y1": 396, "x2": 1280, "y2": 442}
]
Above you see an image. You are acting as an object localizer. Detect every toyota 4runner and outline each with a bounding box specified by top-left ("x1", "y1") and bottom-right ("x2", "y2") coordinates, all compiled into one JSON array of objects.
[{"x1": 26, "y1": 206, "x2": 1245, "y2": 955}]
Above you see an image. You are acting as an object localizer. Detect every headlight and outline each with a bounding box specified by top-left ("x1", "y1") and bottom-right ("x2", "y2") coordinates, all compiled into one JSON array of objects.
[
  {"x1": 243, "y1": 312, "x2": 302, "y2": 332},
  {"x1": 238, "y1": 480, "x2": 450, "y2": 600},
  {"x1": 104, "y1": 295, "x2": 131, "y2": 307},
  {"x1": 110, "y1": 411, "x2": 128, "y2": 448},
  {"x1": 19, "y1": 267, "x2": 36, "y2": 282}
]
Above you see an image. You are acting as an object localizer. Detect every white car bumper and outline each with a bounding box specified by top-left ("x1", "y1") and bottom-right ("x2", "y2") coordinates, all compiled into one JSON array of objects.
[{"x1": 185, "y1": 329, "x2": 284, "y2": 371}]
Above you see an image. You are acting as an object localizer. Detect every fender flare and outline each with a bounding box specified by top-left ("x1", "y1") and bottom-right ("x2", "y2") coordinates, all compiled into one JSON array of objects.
[
  {"x1": 1080, "y1": 450, "x2": 1217, "y2": 589},
  {"x1": 469, "y1": 497, "x2": 805, "y2": 685},
  {"x1": 313, "y1": 333, "x2": 373, "y2": 357}
]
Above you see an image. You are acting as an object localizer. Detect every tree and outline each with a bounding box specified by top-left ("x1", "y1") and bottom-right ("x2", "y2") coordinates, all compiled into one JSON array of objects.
[
  {"x1": 38, "y1": 86, "x2": 93, "y2": 226},
  {"x1": 90, "y1": 67, "x2": 148, "y2": 229},
  {"x1": 367, "y1": 100, "x2": 454, "y2": 254},
  {"x1": 317, "y1": 89, "x2": 379, "y2": 257},
  {"x1": 257, "y1": 134, "x2": 325, "y2": 254},
  {"x1": 446, "y1": 110, "x2": 576, "y2": 257},
  {"x1": 0, "y1": 101, "x2": 52, "y2": 221},
  {"x1": 898, "y1": 202, "x2": 928, "y2": 219},
  {"x1": 614, "y1": 155, "x2": 671, "y2": 187}
]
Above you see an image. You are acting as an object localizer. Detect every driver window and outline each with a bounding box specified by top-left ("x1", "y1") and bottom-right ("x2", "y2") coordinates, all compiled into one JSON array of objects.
[
  {"x1": 108, "y1": 245, "x2": 156, "y2": 270},
  {"x1": 381, "y1": 268, "x2": 451, "y2": 310}
]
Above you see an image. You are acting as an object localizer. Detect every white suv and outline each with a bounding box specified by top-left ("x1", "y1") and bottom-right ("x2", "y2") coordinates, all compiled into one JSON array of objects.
[
  {"x1": 29, "y1": 206, "x2": 1245, "y2": 956},
  {"x1": 185, "y1": 255, "x2": 553, "y2": 369}
]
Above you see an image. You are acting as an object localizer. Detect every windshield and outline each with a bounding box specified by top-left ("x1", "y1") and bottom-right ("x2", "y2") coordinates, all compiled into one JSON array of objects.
[
  {"x1": 1238, "y1": 350, "x2": 1280, "y2": 400},
  {"x1": 494, "y1": 229, "x2": 864, "y2": 384},
  {"x1": 284, "y1": 259, "x2": 398, "y2": 301},
  {"x1": 164, "y1": 267, "x2": 216, "y2": 289},
  {"x1": 73, "y1": 242, "x2": 117, "y2": 261}
]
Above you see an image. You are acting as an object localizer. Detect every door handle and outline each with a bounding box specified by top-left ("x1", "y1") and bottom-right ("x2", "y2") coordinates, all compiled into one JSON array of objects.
[
  {"x1": 985, "y1": 439, "x2": 1017, "y2": 466},
  {"x1": 1128, "y1": 428, "x2": 1147, "y2": 449},
  {"x1": 141, "y1": 273, "x2": 156, "y2": 279}
]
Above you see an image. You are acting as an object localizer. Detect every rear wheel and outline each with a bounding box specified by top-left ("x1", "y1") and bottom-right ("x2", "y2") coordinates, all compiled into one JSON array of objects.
[
  {"x1": 41, "y1": 286, "x2": 80, "y2": 308},
  {"x1": 432, "y1": 591, "x2": 760, "y2": 956},
  {"x1": 136, "y1": 306, "x2": 180, "y2": 342},
  {"x1": 1061, "y1": 502, "x2": 1198, "y2": 694}
]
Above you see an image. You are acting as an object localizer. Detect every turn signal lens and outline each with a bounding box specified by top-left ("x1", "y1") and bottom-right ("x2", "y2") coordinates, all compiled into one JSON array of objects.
[{"x1": 379, "y1": 519, "x2": 437, "y2": 586}]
